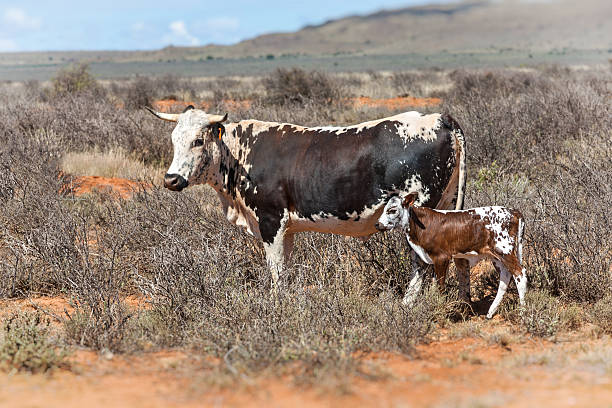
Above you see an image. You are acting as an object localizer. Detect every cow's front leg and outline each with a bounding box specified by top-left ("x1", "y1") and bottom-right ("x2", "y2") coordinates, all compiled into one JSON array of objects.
[
  {"x1": 402, "y1": 250, "x2": 428, "y2": 306},
  {"x1": 260, "y1": 211, "x2": 291, "y2": 288}
]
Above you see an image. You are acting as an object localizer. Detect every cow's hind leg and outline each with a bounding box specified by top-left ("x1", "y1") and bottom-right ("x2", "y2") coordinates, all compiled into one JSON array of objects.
[{"x1": 487, "y1": 260, "x2": 511, "y2": 319}]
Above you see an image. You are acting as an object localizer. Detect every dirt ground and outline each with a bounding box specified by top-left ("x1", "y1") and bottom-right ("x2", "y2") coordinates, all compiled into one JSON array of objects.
[
  {"x1": 0, "y1": 297, "x2": 610, "y2": 408},
  {"x1": 60, "y1": 175, "x2": 151, "y2": 199}
]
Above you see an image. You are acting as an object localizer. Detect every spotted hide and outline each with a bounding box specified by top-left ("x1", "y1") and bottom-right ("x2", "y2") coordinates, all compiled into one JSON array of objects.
[{"x1": 146, "y1": 107, "x2": 467, "y2": 286}]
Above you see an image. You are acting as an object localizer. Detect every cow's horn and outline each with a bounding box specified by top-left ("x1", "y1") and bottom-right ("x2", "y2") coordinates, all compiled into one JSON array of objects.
[
  {"x1": 208, "y1": 113, "x2": 228, "y2": 124},
  {"x1": 145, "y1": 106, "x2": 180, "y2": 122}
]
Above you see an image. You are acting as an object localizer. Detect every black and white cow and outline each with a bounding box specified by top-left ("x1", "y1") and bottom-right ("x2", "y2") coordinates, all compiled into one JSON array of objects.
[{"x1": 146, "y1": 106, "x2": 467, "y2": 294}]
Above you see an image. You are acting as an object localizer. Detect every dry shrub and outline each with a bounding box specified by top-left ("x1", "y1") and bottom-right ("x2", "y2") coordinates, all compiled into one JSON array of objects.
[
  {"x1": 391, "y1": 71, "x2": 424, "y2": 97},
  {"x1": 262, "y1": 67, "x2": 347, "y2": 106},
  {"x1": 120, "y1": 74, "x2": 196, "y2": 110}
]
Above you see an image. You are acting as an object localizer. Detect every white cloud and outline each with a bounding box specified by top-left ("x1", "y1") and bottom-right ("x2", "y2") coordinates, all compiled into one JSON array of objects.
[
  {"x1": 163, "y1": 20, "x2": 199, "y2": 46},
  {"x1": 3, "y1": 7, "x2": 41, "y2": 30},
  {"x1": 0, "y1": 38, "x2": 18, "y2": 51}
]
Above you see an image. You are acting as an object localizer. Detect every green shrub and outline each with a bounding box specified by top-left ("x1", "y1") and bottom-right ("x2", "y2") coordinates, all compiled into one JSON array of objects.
[
  {"x1": 51, "y1": 63, "x2": 104, "y2": 97},
  {"x1": 591, "y1": 295, "x2": 612, "y2": 334},
  {"x1": 520, "y1": 291, "x2": 562, "y2": 337},
  {"x1": 0, "y1": 311, "x2": 69, "y2": 373}
]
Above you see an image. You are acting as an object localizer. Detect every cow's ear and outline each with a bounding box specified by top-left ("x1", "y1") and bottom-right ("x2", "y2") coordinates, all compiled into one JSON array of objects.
[
  {"x1": 402, "y1": 192, "x2": 419, "y2": 208},
  {"x1": 210, "y1": 123, "x2": 226, "y2": 141}
]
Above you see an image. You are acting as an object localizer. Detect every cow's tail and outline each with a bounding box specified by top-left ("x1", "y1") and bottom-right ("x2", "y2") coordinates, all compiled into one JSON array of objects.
[
  {"x1": 437, "y1": 114, "x2": 467, "y2": 210},
  {"x1": 454, "y1": 123, "x2": 466, "y2": 210}
]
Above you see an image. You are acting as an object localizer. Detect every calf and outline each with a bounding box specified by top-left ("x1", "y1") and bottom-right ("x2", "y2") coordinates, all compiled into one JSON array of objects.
[{"x1": 375, "y1": 192, "x2": 527, "y2": 318}]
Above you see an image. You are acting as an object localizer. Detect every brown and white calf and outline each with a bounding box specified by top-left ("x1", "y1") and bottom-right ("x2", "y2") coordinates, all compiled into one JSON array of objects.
[{"x1": 375, "y1": 192, "x2": 527, "y2": 318}]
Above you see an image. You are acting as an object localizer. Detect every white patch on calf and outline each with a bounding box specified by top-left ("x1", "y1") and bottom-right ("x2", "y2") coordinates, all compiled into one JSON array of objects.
[
  {"x1": 474, "y1": 206, "x2": 514, "y2": 255},
  {"x1": 407, "y1": 239, "x2": 433, "y2": 264}
]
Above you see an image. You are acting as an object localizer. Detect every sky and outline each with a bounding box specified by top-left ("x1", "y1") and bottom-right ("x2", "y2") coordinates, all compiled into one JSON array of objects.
[{"x1": 0, "y1": 0, "x2": 454, "y2": 52}]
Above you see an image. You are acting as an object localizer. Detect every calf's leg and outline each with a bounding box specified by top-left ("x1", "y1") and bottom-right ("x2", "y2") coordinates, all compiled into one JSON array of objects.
[
  {"x1": 488, "y1": 260, "x2": 511, "y2": 318},
  {"x1": 433, "y1": 257, "x2": 450, "y2": 291},
  {"x1": 454, "y1": 258, "x2": 471, "y2": 303},
  {"x1": 514, "y1": 268, "x2": 527, "y2": 307}
]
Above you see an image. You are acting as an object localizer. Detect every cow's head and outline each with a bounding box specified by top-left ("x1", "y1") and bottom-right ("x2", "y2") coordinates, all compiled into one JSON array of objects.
[
  {"x1": 146, "y1": 106, "x2": 227, "y2": 191},
  {"x1": 375, "y1": 192, "x2": 419, "y2": 231}
]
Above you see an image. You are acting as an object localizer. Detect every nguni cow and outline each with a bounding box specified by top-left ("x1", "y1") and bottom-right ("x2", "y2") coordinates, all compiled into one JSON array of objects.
[
  {"x1": 146, "y1": 106, "x2": 467, "y2": 293},
  {"x1": 375, "y1": 192, "x2": 527, "y2": 318}
]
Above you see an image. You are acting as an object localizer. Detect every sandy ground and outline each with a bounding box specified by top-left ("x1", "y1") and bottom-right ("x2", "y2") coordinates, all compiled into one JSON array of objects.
[{"x1": 0, "y1": 297, "x2": 610, "y2": 408}]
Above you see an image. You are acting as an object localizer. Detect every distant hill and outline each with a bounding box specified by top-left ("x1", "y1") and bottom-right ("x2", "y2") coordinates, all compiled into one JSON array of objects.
[
  {"x1": 197, "y1": 0, "x2": 610, "y2": 58},
  {"x1": 0, "y1": 0, "x2": 610, "y2": 74},
  {"x1": 179, "y1": 0, "x2": 612, "y2": 59}
]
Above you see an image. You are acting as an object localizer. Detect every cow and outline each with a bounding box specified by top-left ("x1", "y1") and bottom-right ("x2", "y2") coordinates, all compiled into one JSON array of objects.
[
  {"x1": 375, "y1": 192, "x2": 527, "y2": 318},
  {"x1": 146, "y1": 106, "x2": 467, "y2": 295}
]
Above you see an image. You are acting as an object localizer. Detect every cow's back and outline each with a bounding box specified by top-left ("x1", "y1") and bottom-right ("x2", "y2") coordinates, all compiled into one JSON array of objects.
[{"x1": 227, "y1": 112, "x2": 462, "y2": 239}]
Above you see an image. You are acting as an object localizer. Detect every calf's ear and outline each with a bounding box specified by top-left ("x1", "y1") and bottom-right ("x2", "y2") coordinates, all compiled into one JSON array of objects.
[{"x1": 402, "y1": 192, "x2": 419, "y2": 208}]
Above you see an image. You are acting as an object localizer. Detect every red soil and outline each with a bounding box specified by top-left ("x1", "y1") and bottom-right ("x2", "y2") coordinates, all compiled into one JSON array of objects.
[
  {"x1": 61, "y1": 175, "x2": 151, "y2": 199},
  {"x1": 1, "y1": 296, "x2": 609, "y2": 408}
]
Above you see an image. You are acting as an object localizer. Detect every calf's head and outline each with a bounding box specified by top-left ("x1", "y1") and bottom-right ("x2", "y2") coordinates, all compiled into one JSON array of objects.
[
  {"x1": 375, "y1": 192, "x2": 420, "y2": 231},
  {"x1": 146, "y1": 106, "x2": 227, "y2": 191}
]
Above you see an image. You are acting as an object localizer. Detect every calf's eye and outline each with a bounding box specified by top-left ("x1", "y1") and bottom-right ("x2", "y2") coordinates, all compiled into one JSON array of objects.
[{"x1": 192, "y1": 139, "x2": 204, "y2": 148}]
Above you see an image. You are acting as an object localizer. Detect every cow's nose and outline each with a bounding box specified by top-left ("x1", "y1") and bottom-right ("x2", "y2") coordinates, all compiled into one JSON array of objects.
[{"x1": 164, "y1": 173, "x2": 188, "y2": 191}]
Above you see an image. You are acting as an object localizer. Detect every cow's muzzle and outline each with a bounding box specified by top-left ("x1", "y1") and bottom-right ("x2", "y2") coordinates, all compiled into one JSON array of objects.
[
  {"x1": 375, "y1": 222, "x2": 390, "y2": 232},
  {"x1": 164, "y1": 173, "x2": 188, "y2": 191}
]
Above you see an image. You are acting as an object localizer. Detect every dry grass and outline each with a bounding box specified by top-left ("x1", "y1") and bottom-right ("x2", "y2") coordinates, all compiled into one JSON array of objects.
[{"x1": 60, "y1": 150, "x2": 164, "y2": 183}]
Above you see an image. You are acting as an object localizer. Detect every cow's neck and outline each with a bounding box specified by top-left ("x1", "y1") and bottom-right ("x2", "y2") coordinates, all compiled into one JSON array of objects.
[{"x1": 203, "y1": 127, "x2": 249, "y2": 197}]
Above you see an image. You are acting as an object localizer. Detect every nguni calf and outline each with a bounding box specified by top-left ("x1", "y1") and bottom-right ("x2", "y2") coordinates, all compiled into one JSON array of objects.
[{"x1": 375, "y1": 192, "x2": 527, "y2": 318}]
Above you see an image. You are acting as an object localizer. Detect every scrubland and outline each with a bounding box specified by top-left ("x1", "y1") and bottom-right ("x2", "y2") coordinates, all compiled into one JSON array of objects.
[{"x1": 0, "y1": 63, "x2": 610, "y2": 406}]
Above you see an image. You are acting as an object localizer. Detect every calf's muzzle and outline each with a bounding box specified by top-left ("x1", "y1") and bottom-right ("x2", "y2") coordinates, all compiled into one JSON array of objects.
[{"x1": 164, "y1": 173, "x2": 188, "y2": 191}]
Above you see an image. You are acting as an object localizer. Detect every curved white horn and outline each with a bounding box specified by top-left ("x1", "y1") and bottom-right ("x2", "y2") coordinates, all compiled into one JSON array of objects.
[
  {"x1": 208, "y1": 113, "x2": 228, "y2": 124},
  {"x1": 145, "y1": 106, "x2": 180, "y2": 122}
]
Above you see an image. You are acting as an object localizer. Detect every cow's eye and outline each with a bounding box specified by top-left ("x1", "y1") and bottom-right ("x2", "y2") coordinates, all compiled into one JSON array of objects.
[
  {"x1": 192, "y1": 139, "x2": 204, "y2": 148},
  {"x1": 388, "y1": 208, "x2": 397, "y2": 214}
]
